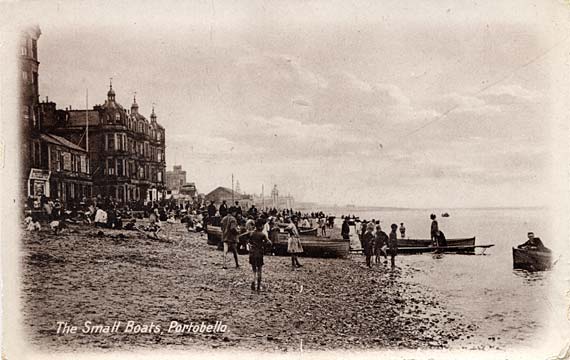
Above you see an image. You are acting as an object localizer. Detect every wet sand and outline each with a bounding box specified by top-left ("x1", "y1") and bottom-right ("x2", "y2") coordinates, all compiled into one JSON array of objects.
[{"x1": 21, "y1": 221, "x2": 479, "y2": 352}]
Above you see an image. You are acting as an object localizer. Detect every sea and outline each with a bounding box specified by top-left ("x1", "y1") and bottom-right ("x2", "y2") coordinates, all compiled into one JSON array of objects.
[{"x1": 315, "y1": 206, "x2": 569, "y2": 352}]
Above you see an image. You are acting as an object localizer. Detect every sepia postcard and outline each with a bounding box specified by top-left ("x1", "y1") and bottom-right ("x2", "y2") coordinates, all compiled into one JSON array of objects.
[{"x1": 1, "y1": 1, "x2": 570, "y2": 359}]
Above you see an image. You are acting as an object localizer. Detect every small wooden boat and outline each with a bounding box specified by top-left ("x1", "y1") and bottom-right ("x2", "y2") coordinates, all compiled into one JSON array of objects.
[
  {"x1": 205, "y1": 226, "x2": 249, "y2": 253},
  {"x1": 398, "y1": 237, "x2": 475, "y2": 248},
  {"x1": 512, "y1": 247, "x2": 552, "y2": 271},
  {"x1": 272, "y1": 233, "x2": 350, "y2": 258},
  {"x1": 205, "y1": 225, "x2": 222, "y2": 246}
]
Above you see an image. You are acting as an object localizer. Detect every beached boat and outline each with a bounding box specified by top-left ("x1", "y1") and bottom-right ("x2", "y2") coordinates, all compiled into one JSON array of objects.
[
  {"x1": 512, "y1": 247, "x2": 552, "y2": 271},
  {"x1": 206, "y1": 225, "x2": 349, "y2": 258},
  {"x1": 272, "y1": 233, "x2": 350, "y2": 258},
  {"x1": 205, "y1": 225, "x2": 222, "y2": 245},
  {"x1": 398, "y1": 237, "x2": 475, "y2": 248},
  {"x1": 298, "y1": 227, "x2": 318, "y2": 236}
]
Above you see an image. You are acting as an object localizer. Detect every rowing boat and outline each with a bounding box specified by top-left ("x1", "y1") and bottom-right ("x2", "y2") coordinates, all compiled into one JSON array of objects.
[
  {"x1": 512, "y1": 247, "x2": 552, "y2": 271},
  {"x1": 271, "y1": 233, "x2": 350, "y2": 258},
  {"x1": 398, "y1": 237, "x2": 475, "y2": 248}
]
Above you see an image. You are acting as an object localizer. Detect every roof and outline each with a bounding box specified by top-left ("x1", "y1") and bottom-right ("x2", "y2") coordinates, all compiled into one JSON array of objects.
[
  {"x1": 67, "y1": 110, "x2": 100, "y2": 127},
  {"x1": 205, "y1": 186, "x2": 251, "y2": 201},
  {"x1": 39, "y1": 133, "x2": 87, "y2": 153}
]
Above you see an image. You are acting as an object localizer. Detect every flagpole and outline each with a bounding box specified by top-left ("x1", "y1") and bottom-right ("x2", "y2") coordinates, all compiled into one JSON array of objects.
[
  {"x1": 85, "y1": 88, "x2": 89, "y2": 152},
  {"x1": 232, "y1": 173, "x2": 234, "y2": 203}
]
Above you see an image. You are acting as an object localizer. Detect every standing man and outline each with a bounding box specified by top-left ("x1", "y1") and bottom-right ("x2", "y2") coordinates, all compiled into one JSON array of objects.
[
  {"x1": 207, "y1": 201, "x2": 217, "y2": 218},
  {"x1": 430, "y1": 214, "x2": 439, "y2": 246},
  {"x1": 221, "y1": 208, "x2": 240, "y2": 269},
  {"x1": 219, "y1": 200, "x2": 228, "y2": 217},
  {"x1": 234, "y1": 201, "x2": 242, "y2": 216},
  {"x1": 341, "y1": 218, "x2": 350, "y2": 240}
]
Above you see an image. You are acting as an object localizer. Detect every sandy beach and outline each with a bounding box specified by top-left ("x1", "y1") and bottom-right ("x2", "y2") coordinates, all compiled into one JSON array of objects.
[{"x1": 21, "y1": 221, "x2": 483, "y2": 353}]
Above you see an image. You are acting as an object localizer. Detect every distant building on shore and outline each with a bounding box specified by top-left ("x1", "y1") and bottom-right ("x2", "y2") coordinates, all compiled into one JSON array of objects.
[
  {"x1": 165, "y1": 165, "x2": 187, "y2": 191},
  {"x1": 21, "y1": 26, "x2": 93, "y2": 203},
  {"x1": 165, "y1": 165, "x2": 199, "y2": 204},
  {"x1": 252, "y1": 184, "x2": 295, "y2": 209},
  {"x1": 205, "y1": 186, "x2": 253, "y2": 209}
]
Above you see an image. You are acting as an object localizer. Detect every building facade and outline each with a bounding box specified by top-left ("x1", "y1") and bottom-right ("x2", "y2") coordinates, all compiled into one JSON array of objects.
[
  {"x1": 20, "y1": 26, "x2": 41, "y2": 199},
  {"x1": 44, "y1": 85, "x2": 166, "y2": 205},
  {"x1": 22, "y1": 26, "x2": 93, "y2": 204}
]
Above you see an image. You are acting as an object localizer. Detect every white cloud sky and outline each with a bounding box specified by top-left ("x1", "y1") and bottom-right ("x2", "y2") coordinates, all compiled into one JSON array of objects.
[{"x1": 13, "y1": 0, "x2": 567, "y2": 207}]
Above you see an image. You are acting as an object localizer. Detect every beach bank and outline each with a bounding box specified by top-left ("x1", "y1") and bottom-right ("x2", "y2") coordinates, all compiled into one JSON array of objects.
[{"x1": 22, "y1": 222, "x2": 480, "y2": 352}]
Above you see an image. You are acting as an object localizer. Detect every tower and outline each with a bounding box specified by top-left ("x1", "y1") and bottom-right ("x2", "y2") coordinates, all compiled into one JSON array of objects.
[{"x1": 107, "y1": 78, "x2": 116, "y2": 103}]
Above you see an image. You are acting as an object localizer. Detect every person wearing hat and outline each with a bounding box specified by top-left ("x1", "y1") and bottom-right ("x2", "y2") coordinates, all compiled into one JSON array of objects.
[
  {"x1": 248, "y1": 218, "x2": 272, "y2": 292},
  {"x1": 430, "y1": 214, "x2": 439, "y2": 246},
  {"x1": 219, "y1": 200, "x2": 228, "y2": 217},
  {"x1": 362, "y1": 222, "x2": 375, "y2": 268},
  {"x1": 518, "y1": 232, "x2": 548, "y2": 251},
  {"x1": 207, "y1": 201, "x2": 217, "y2": 218},
  {"x1": 374, "y1": 224, "x2": 389, "y2": 264},
  {"x1": 388, "y1": 224, "x2": 399, "y2": 268}
]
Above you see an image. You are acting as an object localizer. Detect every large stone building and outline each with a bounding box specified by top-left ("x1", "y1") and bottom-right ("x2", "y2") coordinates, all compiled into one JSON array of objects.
[
  {"x1": 21, "y1": 26, "x2": 92, "y2": 203},
  {"x1": 43, "y1": 84, "x2": 166, "y2": 204}
]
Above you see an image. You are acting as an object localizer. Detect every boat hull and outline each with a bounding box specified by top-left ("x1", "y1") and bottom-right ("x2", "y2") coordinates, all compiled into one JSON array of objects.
[
  {"x1": 272, "y1": 234, "x2": 350, "y2": 258},
  {"x1": 398, "y1": 237, "x2": 475, "y2": 248},
  {"x1": 512, "y1": 247, "x2": 552, "y2": 271}
]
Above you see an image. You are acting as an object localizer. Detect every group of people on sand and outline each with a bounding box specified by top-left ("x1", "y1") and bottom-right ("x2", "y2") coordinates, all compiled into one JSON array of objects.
[
  {"x1": 359, "y1": 221, "x2": 399, "y2": 268},
  {"x1": 216, "y1": 205, "x2": 305, "y2": 292}
]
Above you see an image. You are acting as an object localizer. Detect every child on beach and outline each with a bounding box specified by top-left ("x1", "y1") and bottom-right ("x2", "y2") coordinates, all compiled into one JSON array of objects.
[
  {"x1": 362, "y1": 222, "x2": 375, "y2": 268},
  {"x1": 248, "y1": 219, "x2": 272, "y2": 291},
  {"x1": 287, "y1": 221, "x2": 303, "y2": 269},
  {"x1": 374, "y1": 224, "x2": 389, "y2": 264}
]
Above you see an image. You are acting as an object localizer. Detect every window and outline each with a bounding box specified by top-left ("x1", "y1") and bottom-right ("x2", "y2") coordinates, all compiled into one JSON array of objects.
[
  {"x1": 138, "y1": 166, "x2": 144, "y2": 179},
  {"x1": 21, "y1": 45, "x2": 27, "y2": 56},
  {"x1": 32, "y1": 39, "x2": 37, "y2": 59},
  {"x1": 115, "y1": 113, "x2": 120, "y2": 122},
  {"x1": 107, "y1": 134, "x2": 114, "y2": 151},
  {"x1": 32, "y1": 141, "x2": 41, "y2": 167},
  {"x1": 107, "y1": 158, "x2": 115, "y2": 175},
  {"x1": 117, "y1": 158, "x2": 124, "y2": 177},
  {"x1": 158, "y1": 171, "x2": 163, "y2": 182},
  {"x1": 157, "y1": 131, "x2": 161, "y2": 141},
  {"x1": 22, "y1": 71, "x2": 28, "y2": 83},
  {"x1": 158, "y1": 150, "x2": 162, "y2": 162}
]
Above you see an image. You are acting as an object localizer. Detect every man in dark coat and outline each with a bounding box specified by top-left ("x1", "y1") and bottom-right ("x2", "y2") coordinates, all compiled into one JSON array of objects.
[{"x1": 219, "y1": 200, "x2": 228, "y2": 217}]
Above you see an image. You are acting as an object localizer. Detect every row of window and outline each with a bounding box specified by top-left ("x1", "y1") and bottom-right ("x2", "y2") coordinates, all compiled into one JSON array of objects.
[
  {"x1": 50, "y1": 147, "x2": 88, "y2": 174},
  {"x1": 20, "y1": 38, "x2": 38, "y2": 59},
  {"x1": 104, "y1": 133, "x2": 164, "y2": 162},
  {"x1": 21, "y1": 70, "x2": 38, "y2": 87},
  {"x1": 104, "y1": 157, "x2": 163, "y2": 182},
  {"x1": 106, "y1": 112, "x2": 164, "y2": 141},
  {"x1": 31, "y1": 141, "x2": 89, "y2": 174}
]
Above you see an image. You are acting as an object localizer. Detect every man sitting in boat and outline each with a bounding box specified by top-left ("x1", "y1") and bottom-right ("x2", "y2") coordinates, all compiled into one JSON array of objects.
[{"x1": 518, "y1": 232, "x2": 549, "y2": 251}]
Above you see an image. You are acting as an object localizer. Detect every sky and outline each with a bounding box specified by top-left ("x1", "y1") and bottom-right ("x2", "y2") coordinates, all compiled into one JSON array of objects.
[{"x1": 11, "y1": 0, "x2": 570, "y2": 207}]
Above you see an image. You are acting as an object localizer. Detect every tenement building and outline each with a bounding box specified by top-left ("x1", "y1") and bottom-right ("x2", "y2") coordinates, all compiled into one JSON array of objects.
[
  {"x1": 21, "y1": 26, "x2": 93, "y2": 204},
  {"x1": 44, "y1": 84, "x2": 166, "y2": 204}
]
